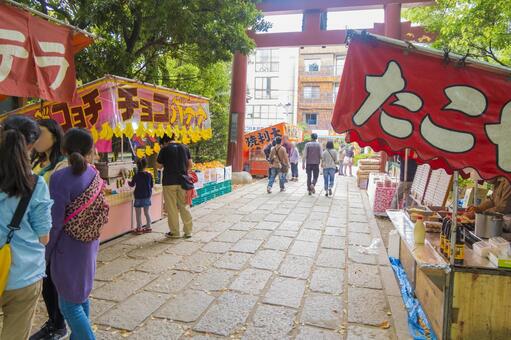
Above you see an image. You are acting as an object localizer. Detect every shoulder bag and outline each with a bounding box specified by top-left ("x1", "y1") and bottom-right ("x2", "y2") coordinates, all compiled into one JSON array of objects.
[
  {"x1": 327, "y1": 150, "x2": 339, "y2": 173},
  {"x1": 275, "y1": 146, "x2": 289, "y2": 173},
  {"x1": 0, "y1": 175, "x2": 38, "y2": 295}
]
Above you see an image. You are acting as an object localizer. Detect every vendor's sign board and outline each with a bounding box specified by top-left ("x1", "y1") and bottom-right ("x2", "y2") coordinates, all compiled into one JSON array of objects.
[
  {"x1": 8, "y1": 76, "x2": 211, "y2": 151},
  {"x1": 243, "y1": 123, "x2": 286, "y2": 150},
  {"x1": 332, "y1": 33, "x2": 511, "y2": 181},
  {"x1": 0, "y1": 3, "x2": 84, "y2": 102}
]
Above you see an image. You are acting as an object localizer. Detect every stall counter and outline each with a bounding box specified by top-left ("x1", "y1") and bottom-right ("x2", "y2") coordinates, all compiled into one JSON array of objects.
[
  {"x1": 387, "y1": 210, "x2": 511, "y2": 340},
  {"x1": 100, "y1": 185, "x2": 164, "y2": 242}
]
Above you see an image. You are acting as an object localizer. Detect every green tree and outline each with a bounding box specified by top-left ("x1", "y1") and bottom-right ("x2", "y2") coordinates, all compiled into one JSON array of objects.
[
  {"x1": 404, "y1": 0, "x2": 511, "y2": 67},
  {"x1": 23, "y1": 0, "x2": 269, "y2": 81}
]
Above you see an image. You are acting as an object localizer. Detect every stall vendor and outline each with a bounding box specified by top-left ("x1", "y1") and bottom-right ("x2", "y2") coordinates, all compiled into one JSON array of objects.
[{"x1": 468, "y1": 177, "x2": 511, "y2": 215}]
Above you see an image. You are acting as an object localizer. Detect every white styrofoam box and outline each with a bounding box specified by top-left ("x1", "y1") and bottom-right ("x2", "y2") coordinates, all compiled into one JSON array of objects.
[
  {"x1": 209, "y1": 168, "x2": 218, "y2": 183},
  {"x1": 215, "y1": 168, "x2": 225, "y2": 182},
  {"x1": 195, "y1": 172, "x2": 205, "y2": 189},
  {"x1": 224, "y1": 166, "x2": 232, "y2": 180},
  {"x1": 388, "y1": 230, "x2": 400, "y2": 258},
  {"x1": 203, "y1": 168, "x2": 212, "y2": 183}
]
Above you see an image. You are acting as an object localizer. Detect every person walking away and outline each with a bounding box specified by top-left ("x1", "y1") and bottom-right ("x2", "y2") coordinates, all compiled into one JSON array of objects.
[
  {"x1": 302, "y1": 133, "x2": 322, "y2": 195},
  {"x1": 157, "y1": 134, "x2": 194, "y2": 239},
  {"x1": 46, "y1": 128, "x2": 109, "y2": 340},
  {"x1": 267, "y1": 137, "x2": 290, "y2": 193},
  {"x1": 391, "y1": 156, "x2": 417, "y2": 209},
  {"x1": 129, "y1": 158, "x2": 153, "y2": 235},
  {"x1": 343, "y1": 144, "x2": 355, "y2": 176},
  {"x1": 0, "y1": 116, "x2": 52, "y2": 340},
  {"x1": 30, "y1": 119, "x2": 68, "y2": 340},
  {"x1": 289, "y1": 143, "x2": 300, "y2": 181},
  {"x1": 338, "y1": 144, "x2": 346, "y2": 176},
  {"x1": 264, "y1": 139, "x2": 276, "y2": 177},
  {"x1": 322, "y1": 141, "x2": 339, "y2": 197}
]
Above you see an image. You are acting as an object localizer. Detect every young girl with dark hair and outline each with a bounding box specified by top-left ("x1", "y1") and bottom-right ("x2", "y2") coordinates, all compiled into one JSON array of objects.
[
  {"x1": 129, "y1": 157, "x2": 153, "y2": 234},
  {"x1": 30, "y1": 119, "x2": 68, "y2": 340},
  {"x1": 46, "y1": 128, "x2": 109, "y2": 340},
  {"x1": 0, "y1": 116, "x2": 53, "y2": 340},
  {"x1": 321, "y1": 141, "x2": 339, "y2": 197}
]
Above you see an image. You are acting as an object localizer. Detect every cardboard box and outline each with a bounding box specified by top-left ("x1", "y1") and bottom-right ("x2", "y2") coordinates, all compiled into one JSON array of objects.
[{"x1": 488, "y1": 251, "x2": 511, "y2": 269}]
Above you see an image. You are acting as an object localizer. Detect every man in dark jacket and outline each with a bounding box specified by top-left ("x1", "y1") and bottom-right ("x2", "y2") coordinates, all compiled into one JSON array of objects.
[{"x1": 302, "y1": 133, "x2": 322, "y2": 195}]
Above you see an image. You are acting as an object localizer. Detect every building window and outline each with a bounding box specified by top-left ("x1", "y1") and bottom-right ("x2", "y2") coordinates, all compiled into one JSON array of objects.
[
  {"x1": 255, "y1": 77, "x2": 278, "y2": 99},
  {"x1": 304, "y1": 59, "x2": 321, "y2": 72},
  {"x1": 303, "y1": 86, "x2": 320, "y2": 99},
  {"x1": 255, "y1": 49, "x2": 280, "y2": 72},
  {"x1": 335, "y1": 56, "x2": 345, "y2": 75},
  {"x1": 305, "y1": 113, "x2": 318, "y2": 126},
  {"x1": 333, "y1": 83, "x2": 340, "y2": 102},
  {"x1": 248, "y1": 105, "x2": 279, "y2": 119}
]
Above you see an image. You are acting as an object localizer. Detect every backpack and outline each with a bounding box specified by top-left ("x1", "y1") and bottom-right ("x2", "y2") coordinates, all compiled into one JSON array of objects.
[{"x1": 264, "y1": 143, "x2": 272, "y2": 161}]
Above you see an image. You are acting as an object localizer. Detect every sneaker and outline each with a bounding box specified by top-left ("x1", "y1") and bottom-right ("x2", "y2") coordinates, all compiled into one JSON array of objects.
[
  {"x1": 280, "y1": 188, "x2": 286, "y2": 192},
  {"x1": 329, "y1": 189, "x2": 333, "y2": 196},
  {"x1": 165, "y1": 232, "x2": 180, "y2": 239},
  {"x1": 309, "y1": 185, "x2": 316, "y2": 194},
  {"x1": 30, "y1": 322, "x2": 67, "y2": 340},
  {"x1": 47, "y1": 329, "x2": 68, "y2": 340},
  {"x1": 142, "y1": 227, "x2": 153, "y2": 233},
  {"x1": 325, "y1": 192, "x2": 329, "y2": 197},
  {"x1": 267, "y1": 188, "x2": 272, "y2": 194},
  {"x1": 184, "y1": 234, "x2": 192, "y2": 239}
]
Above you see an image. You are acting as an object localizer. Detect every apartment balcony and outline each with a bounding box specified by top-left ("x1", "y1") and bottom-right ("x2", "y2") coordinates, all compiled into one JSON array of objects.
[
  {"x1": 300, "y1": 65, "x2": 343, "y2": 80},
  {"x1": 299, "y1": 93, "x2": 338, "y2": 109}
]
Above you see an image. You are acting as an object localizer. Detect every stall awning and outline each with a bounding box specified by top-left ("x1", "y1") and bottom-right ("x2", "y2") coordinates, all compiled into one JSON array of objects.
[
  {"x1": 0, "y1": 1, "x2": 94, "y2": 102},
  {"x1": 331, "y1": 31, "x2": 511, "y2": 181}
]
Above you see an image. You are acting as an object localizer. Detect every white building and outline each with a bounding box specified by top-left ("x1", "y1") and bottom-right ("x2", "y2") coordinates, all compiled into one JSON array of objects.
[{"x1": 245, "y1": 47, "x2": 299, "y2": 132}]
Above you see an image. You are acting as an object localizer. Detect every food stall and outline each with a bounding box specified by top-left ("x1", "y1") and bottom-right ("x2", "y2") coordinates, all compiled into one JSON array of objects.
[
  {"x1": 8, "y1": 75, "x2": 212, "y2": 241},
  {"x1": 242, "y1": 123, "x2": 302, "y2": 177},
  {"x1": 332, "y1": 31, "x2": 511, "y2": 339}
]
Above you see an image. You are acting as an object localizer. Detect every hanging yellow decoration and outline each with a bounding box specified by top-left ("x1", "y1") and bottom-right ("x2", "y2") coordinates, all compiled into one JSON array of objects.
[
  {"x1": 113, "y1": 124, "x2": 123, "y2": 138},
  {"x1": 153, "y1": 143, "x2": 161, "y2": 154},
  {"x1": 99, "y1": 122, "x2": 113, "y2": 140},
  {"x1": 190, "y1": 126, "x2": 201, "y2": 143},
  {"x1": 145, "y1": 145, "x2": 154, "y2": 156},
  {"x1": 165, "y1": 124, "x2": 173, "y2": 138},
  {"x1": 135, "y1": 122, "x2": 146, "y2": 138},
  {"x1": 156, "y1": 124, "x2": 165, "y2": 138},
  {"x1": 124, "y1": 123, "x2": 135, "y2": 139},
  {"x1": 90, "y1": 125, "x2": 99, "y2": 143},
  {"x1": 146, "y1": 124, "x2": 155, "y2": 138},
  {"x1": 136, "y1": 148, "x2": 145, "y2": 159}
]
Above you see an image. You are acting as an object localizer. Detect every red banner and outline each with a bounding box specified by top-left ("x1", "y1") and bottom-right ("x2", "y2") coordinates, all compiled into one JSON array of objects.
[
  {"x1": 332, "y1": 35, "x2": 511, "y2": 180},
  {"x1": 0, "y1": 3, "x2": 78, "y2": 101}
]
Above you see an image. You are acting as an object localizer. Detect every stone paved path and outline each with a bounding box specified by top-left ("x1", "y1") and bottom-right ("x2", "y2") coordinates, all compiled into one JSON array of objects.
[{"x1": 31, "y1": 176, "x2": 410, "y2": 339}]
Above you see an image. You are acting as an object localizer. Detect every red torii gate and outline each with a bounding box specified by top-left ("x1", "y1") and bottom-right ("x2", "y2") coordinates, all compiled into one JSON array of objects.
[{"x1": 227, "y1": 0, "x2": 434, "y2": 172}]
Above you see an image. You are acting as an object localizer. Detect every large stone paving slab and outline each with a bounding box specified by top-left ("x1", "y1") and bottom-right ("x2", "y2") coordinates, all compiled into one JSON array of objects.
[
  {"x1": 296, "y1": 326, "x2": 341, "y2": 340},
  {"x1": 289, "y1": 240, "x2": 318, "y2": 258},
  {"x1": 138, "y1": 253, "x2": 182, "y2": 273},
  {"x1": 95, "y1": 257, "x2": 145, "y2": 282},
  {"x1": 214, "y1": 252, "x2": 252, "y2": 270},
  {"x1": 165, "y1": 241, "x2": 203, "y2": 256},
  {"x1": 321, "y1": 235, "x2": 346, "y2": 249},
  {"x1": 310, "y1": 268, "x2": 344, "y2": 294},
  {"x1": 297, "y1": 229, "x2": 322, "y2": 242},
  {"x1": 231, "y1": 238, "x2": 264, "y2": 253},
  {"x1": 347, "y1": 324, "x2": 393, "y2": 340},
  {"x1": 96, "y1": 291, "x2": 168, "y2": 331},
  {"x1": 324, "y1": 227, "x2": 346, "y2": 236},
  {"x1": 92, "y1": 270, "x2": 156, "y2": 302},
  {"x1": 201, "y1": 241, "x2": 232, "y2": 254},
  {"x1": 348, "y1": 246, "x2": 377, "y2": 265},
  {"x1": 316, "y1": 248, "x2": 346, "y2": 269},
  {"x1": 174, "y1": 251, "x2": 221, "y2": 272},
  {"x1": 250, "y1": 249, "x2": 285, "y2": 270},
  {"x1": 348, "y1": 287, "x2": 389, "y2": 326},
  {"x1": 214, "y1": 230, "x2": 247, "y2": 243},
  {"x1": 193, "y1": 292, "x2": 258, "y2": 336},
  {"x1": 155, "y1": 289, "x2": 215, "y2": 322},
  {"x1": 263, "y1": 236, "x2": 293, "y2": 250},
  {"x1": 348, "y1": 263, "x2": 382, "y2": 289},
  {"x1": 279, "y1": 220, "x2": 303, "y2": 231},
  {"x1": 278, "y1": 255, "x2": 314, "y2": 279},
  {"x1": 191, "y1": 268, "x2": 236, "y2": 291},
  {"x1": 263, "y1": 277, "x2": 306, "y2": 308},
  {"x1": 145, "y1": 270, "x2": 195, "y2": 294},
  {"x1": 129, "y1": 318, "x2": 185, "y2": 340},
  {"x1": 301, "y1": 293, "x2": 343, "y2": 329},
  {"x1": 230, "y1": 268, "x2": 272, "y2": 295},
  {"x1": 349, "y1": 232, "x2": 373, "y2": 246},
  {"x1": 242, "y1": 304, "x2": 296, "y2": 339}
]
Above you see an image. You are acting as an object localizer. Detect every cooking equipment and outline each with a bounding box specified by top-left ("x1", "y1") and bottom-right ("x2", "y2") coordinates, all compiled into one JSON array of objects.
[{"x1": 475, "y1": 212, "x2": 504, "y2": 238}]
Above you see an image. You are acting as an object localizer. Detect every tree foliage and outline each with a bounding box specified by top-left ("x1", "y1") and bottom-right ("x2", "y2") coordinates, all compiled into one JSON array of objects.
[
  {"x1": 21, "y1": 0, "x2": 268, "y2": 162},
  {"x1": 404, "y1": 0, "x2": 511, "y2": 67}
]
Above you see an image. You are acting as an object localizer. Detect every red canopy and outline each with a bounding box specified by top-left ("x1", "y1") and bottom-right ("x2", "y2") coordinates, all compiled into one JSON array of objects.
[
  {"x1": 332, "y1": 32, "x2": 511, "y2": 181},
  {"x1": 0, "y1": 1, "x2": 93, "y2": 102}
]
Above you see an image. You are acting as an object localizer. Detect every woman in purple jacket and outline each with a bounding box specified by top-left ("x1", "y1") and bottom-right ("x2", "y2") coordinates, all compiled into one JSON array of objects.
[{"x1": 46, "y1": 128, "x2": 106, "y2": 340}]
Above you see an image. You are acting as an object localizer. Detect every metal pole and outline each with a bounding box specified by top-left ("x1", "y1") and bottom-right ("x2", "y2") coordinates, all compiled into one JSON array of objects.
[
  {"x1": 450, "y1": 171, "x2": 459, "y2": 265},
  {"x1": 403, "y1": 149, "x2": 409, "y2": 208}
]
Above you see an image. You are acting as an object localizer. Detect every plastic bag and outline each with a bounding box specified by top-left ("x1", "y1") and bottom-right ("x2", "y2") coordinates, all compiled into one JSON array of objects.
[{"x1": 357, "y1": 238, "x2": 382, "y2": 255}]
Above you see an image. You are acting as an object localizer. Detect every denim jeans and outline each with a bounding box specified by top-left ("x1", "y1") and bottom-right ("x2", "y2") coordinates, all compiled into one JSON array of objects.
[
  {"x1": 323, "y1": 168, "x2": 336, "y2": 190},
  {"x1": 290, "y1": 163, "x2": 299, "y2": 178},
  {"x1": 59, "y1": 298, "x2": 95, "y2": 340},
  {"x1": 268, "y1": 168, "x2": 286, "y2": 189},
  {"x1": 306, "y1": 164, "x2": 320, "y2": 189}
]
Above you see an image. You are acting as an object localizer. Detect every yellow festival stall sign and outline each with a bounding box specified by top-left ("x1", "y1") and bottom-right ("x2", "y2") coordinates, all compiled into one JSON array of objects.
[{"x1": 7, "y1": 75, "x2": 211, "y2": 153}]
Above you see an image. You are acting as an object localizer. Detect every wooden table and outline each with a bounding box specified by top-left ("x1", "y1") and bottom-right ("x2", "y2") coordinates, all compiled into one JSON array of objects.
[{"x1": 387, "y1": 210, "x2": 511, "y2": 340}]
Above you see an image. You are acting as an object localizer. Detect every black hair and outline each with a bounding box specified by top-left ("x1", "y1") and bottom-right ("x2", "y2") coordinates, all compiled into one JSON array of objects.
[
  {"x1": 63, "y1": 128, "x2": 93, "y2": 175},
  {"x1": 160, "y1": 133, "x2": 175, "y2": 145},
  {"x1": 0, "y1": 116, "x2": 41, "y2": 197},
  {"x1": 31, "y1": 119, "x2": 64, "y2": 172},
  {"x1": 275, "y1": 136, "x2": 282, "y2": 144},
  {"x1": 271, "y1": 139, "x2": 277, "y2": 146},
  {"x1": 311, "y1": 133, "x2": 318, "y2": 140},
  {"x1": 326, "y1": 141, "x2": 334, "y2": 149},
  {"x1": 136, "y1": 157, "x2": 147, "y2": 172}
]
